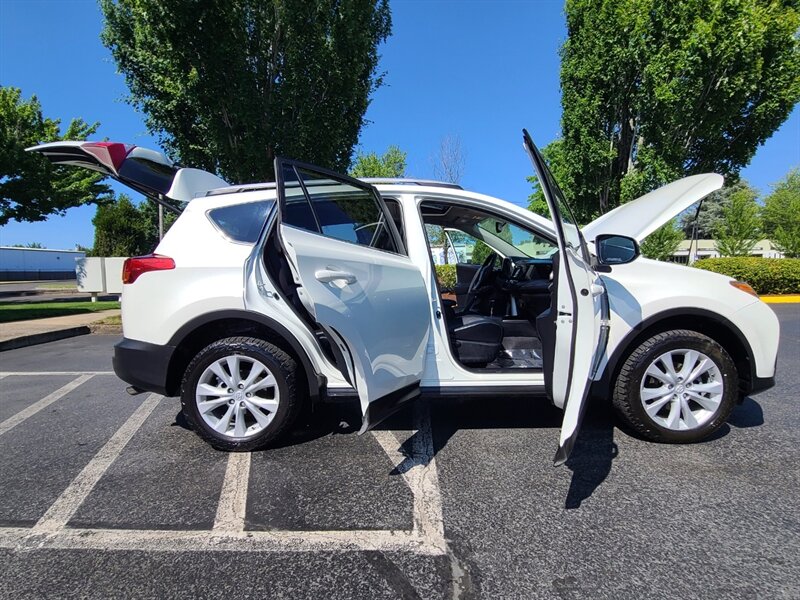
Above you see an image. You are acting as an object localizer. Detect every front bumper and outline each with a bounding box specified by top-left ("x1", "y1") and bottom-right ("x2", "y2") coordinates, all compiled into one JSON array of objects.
[{"x1": 113, "y1": 337, "x2": 176, "y2": 396}]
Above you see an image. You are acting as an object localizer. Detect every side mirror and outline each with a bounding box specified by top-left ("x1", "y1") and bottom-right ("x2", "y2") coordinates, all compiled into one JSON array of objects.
[{"x1": 595, "y1": 234, "x2": 640, "y2": 266}]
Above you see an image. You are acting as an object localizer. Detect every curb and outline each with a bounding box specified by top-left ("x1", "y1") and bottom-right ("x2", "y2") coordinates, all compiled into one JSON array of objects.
[
  {"x1": 761, "y1": 295, "x2": 800, "y2": 304},
  {"x1": 0, "y1": 326, "x2": 91, "y2": 352}
]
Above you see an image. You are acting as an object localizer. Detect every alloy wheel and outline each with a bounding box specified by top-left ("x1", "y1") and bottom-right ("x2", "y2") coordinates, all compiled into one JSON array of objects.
[
  {"x1": 639, "y1": 349, "x2": 724, "y2": 431},
  {"x1": 195, "y1": 354, "x2": 280, "y2": 438}
]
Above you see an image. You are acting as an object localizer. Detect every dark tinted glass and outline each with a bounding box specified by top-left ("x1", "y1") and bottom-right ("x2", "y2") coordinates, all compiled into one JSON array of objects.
[
  {"x1": 281, "y1": 163, "x2": 320, "y2": 233},
  {"x1": 118, "y1": 157, "x2": 177, "y2": 195},
  {"x1": 208, "y1": 200, "x2": 273, "y2": 243},
  {"x1": 295, "y1": 167, "x2": 398, "y2": 253}
]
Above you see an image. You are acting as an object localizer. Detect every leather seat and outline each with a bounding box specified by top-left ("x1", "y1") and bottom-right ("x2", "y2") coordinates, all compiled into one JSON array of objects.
[{"x1": 449, "y1": 314, "x2": 503, "y2": 366}]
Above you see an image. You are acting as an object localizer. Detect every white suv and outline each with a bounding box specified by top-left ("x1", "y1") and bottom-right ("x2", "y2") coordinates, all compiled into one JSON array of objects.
[{"x1": 30, "y1": 131, "x2": 779, "y2": 464}]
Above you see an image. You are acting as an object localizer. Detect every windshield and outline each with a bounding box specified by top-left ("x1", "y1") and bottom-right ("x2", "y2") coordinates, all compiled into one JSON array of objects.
[{"x1": 474, "y1": 218, "x2": 557, "y2": 259}]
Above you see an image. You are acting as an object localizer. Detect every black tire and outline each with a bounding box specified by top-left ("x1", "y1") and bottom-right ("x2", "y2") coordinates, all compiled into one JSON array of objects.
[
  {"x1": 612, "y1": 329, "x2": 738, "y2": 443},
  {"x1": 180, "y1": 336, "x2": 303, "y2": 451}
]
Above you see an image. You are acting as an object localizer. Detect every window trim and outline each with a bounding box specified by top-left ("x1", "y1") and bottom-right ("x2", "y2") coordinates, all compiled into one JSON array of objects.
[{"x1": 274, "y1": 157, "x2": 408, "y2": 257}]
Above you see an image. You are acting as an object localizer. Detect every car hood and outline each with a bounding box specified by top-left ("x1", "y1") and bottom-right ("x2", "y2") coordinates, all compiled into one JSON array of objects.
[{"x1": 582, "y1": 173, "x2": 724, "y2": 243}]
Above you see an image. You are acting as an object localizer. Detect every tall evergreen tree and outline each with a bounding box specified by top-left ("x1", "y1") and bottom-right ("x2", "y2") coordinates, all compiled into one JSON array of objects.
[
  {"x1": 538, "y1": 0, "x2": 800, "y2": 222},
  {"x1": 100, "y1": 0, "x2": 392, "y2": 183}
]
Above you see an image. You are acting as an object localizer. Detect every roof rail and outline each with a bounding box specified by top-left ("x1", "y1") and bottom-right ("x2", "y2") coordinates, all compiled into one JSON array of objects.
[
  {"x1": 358, "y1": 178, "x2": 463, "y2": 190},
  {"x1": 205, "y1": 182, "x2": 277, "y2": 196},
  {"x1": 205, "y1": 176, "x2": 463, "y2": 197}
]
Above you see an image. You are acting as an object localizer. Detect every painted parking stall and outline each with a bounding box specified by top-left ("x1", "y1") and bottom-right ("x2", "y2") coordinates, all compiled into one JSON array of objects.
[
  {"x1": 0, "y1": 370, "x2": 447, "y2": 555},
  {"x1": 0, "y1": 320, "x2": 798, "y2": 599}
]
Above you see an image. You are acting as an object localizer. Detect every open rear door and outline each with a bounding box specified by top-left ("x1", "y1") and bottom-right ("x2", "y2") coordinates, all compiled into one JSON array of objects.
[
  {"x1": 27, "y1": 141, "x2": 228, "y2": 210},
  {"x1": 274, "y1": 158, "x2": 431, "y2": 433},
  {"x1": 523, "y1": 130, "x2": 609, "y2": 466}
]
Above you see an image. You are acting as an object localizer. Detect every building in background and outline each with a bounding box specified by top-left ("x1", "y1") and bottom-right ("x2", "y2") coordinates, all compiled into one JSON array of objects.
[
  {"x1": 672, "y1": 239, "x2": 785, "y2": 264},
  {"x1": 0, "y1": 247, "x2": 85, "y2": 281}
]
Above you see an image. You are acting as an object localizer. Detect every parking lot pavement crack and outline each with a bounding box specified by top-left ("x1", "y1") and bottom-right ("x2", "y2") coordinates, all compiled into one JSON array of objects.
[
  {"x1": 31, "y1": 393, "x2": 162, "y2": 533},
  {"x1": 0, "y1": 373, "x2": 93, "y2": 437}
]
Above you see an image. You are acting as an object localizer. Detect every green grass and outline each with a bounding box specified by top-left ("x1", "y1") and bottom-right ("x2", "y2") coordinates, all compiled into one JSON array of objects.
[
  {"x1": 0, "y1": 301, "x2": 120, "y2": 323},
  {"x1": 36, "y1": 282, "x2": 78, "y2": 290}
]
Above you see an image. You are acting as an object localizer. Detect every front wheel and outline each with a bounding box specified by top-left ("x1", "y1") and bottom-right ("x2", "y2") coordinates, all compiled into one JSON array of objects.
[
  {"x1": 181, "y1": 337, "x2": 302, "y2": 451},
  {"x1": 612, "y1": 330, "x2": 738, "y2": 443}
]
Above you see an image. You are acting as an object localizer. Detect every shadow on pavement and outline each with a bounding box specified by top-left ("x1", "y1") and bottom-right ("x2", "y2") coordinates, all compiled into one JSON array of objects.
[
  {"x1": 728, "y1": 396, "x2": 765, "y2": 428},
  {"x1": 564, "y1": 404, "x2": 618, "y2": 509},
  {"x1": 170, "y1": 394, "x2": 763, "y2": 507}
]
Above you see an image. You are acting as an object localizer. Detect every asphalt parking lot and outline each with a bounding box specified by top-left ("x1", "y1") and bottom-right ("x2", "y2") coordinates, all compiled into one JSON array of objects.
[{"x1": 0, "y1": 304, "x2": 797, "y2": 599}]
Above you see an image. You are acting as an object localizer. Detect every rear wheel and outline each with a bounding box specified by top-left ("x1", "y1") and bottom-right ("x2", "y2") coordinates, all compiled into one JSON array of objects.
[
  {"x1": 181, "y1": 337, "x2": 302, "y2": 451},
  {"x1": 612, "y1": 330, "x2": 737, "y2": 443}
]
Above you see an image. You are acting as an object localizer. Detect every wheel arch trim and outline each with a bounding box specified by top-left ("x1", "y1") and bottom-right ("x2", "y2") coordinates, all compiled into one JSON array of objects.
[
  {"x1": 593, "y1": 307, "x2": 757, "y2": 398},
  {"x1": 166, "y1": 309, "x2": 324, "y2": 401}
]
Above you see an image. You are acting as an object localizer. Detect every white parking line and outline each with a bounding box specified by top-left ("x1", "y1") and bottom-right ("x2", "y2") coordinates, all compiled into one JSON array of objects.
[
  {"x1": 0, "y1": 374, "x2": 94, "y2": 437},
  {"x1": 0, "y1": 371, "x2": 115, "y2": 376},
  {"x1": 0, "y1": 526, "x2": 440, "y2": 554},
  {"x1": 1, "y1": 393, "x2": 447, "y2": 555},
  {"x1": 372, "y1": 403, "x2": 447, "y2": 553},
  {"x1": 32, "y1": 393, "x2": 162, "y2": 533},
  {"x1": 213, "y1": 452, "x2": 251, "y2": 532}
]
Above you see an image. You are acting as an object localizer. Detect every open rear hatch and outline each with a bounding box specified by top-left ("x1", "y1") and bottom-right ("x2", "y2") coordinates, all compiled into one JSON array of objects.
[{"x1": 27, "y1": 141, "x2": 228, "y2": 212}]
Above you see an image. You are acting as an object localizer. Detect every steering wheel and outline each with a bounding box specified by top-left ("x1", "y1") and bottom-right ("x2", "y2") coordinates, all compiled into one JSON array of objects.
[{"x1": 461, "y1": 253, "x2": 497, "y2": 313}]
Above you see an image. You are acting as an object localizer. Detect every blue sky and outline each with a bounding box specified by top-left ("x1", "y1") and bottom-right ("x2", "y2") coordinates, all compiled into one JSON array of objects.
[{"x1": 1, "y1": 0, "x2": 798, "y2": 250}]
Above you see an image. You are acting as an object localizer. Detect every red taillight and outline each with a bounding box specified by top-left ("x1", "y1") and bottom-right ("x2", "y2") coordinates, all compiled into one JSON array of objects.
[{"x1": 122, "y1": 254, "x2": 175, "y2": 284}]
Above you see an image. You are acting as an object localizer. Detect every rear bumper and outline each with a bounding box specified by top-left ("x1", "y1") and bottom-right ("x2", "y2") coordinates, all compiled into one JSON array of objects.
[{"x1": 113, "y1": 337, "x2": 176, "y2": 396}]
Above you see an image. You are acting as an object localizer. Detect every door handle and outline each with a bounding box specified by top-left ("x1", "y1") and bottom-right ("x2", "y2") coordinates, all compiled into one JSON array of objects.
[{"x1": 315, "y1": 269, "x2": 357, "y2": 285}]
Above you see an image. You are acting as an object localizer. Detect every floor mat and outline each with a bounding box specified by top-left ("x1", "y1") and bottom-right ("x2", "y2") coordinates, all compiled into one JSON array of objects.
[{"x1": 486, "y1": 344, "x2": 543, "y2": 369}]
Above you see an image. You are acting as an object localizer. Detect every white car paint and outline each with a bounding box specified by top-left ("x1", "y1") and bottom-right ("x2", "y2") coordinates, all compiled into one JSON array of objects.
[
  {"x1": 27, "y1": 139, "x2": 781, "y2": 460},
  {"x1": 582, "y1": 173, "x2": 724, "y2": 242},
  {"x1": 123, "y1": 181, "x2": 778, "y2": 395}
]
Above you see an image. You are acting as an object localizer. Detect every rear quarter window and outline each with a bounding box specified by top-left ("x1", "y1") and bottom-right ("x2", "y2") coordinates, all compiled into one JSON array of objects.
[{"x1": 207, "y1": 200, "x2": 274, "y2": 243}]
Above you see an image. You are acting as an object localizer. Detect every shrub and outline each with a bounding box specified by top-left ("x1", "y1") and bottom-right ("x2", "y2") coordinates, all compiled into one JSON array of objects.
[
  {"x1": 435, "y1": 264, "x2": 457, "y2": 291},
  {"x1": 694, "y1": 257, "x2": 800, "y2": 295}
]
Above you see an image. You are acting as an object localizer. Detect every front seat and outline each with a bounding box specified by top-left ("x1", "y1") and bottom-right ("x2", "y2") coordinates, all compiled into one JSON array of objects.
[{"x1": 449, "y1": 314, "x2": 503, "y2": 366}]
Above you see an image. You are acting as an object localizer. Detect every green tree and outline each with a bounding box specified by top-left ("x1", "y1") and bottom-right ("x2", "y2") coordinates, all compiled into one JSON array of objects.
[
  {"x1": 10, "y1": 242, "x2": 44, "y2": 248},
  {"x1": 527, "y1": 139, "x2": 563, "y2": 219},
  {"x1": 679, "y1": 180, "x2": 756, "y2": 239},
  {"x1": 92, "y1": 194, "x2": 149, "y2": 257},
  {"x1": 100, "y1": 0, "x2": 392, "y2": 183},
  {"x1": 138, "y1": 199, "x2": 179, "y2": 251},
  {"x1": 0, "y1": 87, "x2": 112, "y2": 225},
  {"x1": 349, "y1": 145, "x2": 406, "y2": 178},
  {"x1": 640, "y1": 220, "x2": 684, "y2": 261},
  {"x1": 762, "y1": 168, "x2": 800, "y2": 258},
  {"x1": 714, "y1": 187, "x2": 762, "y2": 257},
  {"x1": 539, "y1": 0, "x2": 800, "y2": 221}
]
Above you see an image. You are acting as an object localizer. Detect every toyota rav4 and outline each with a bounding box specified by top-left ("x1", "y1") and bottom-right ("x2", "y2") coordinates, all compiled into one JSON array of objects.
[{"x1": 29, "y1": 131, "x2": 779, "y2": 464}]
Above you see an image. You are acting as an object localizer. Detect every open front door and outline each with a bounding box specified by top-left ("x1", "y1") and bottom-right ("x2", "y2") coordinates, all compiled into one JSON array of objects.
[
  {"x1": 523, "y1": 130, "x2": 609, "y2": 466},
  {"x1": 274, "y1": 158, "x2": 431, "y2": 433}
]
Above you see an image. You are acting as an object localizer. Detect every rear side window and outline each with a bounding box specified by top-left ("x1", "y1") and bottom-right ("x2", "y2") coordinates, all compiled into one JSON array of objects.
[
  {"x1": 279, "y1": 162, "x2": 401, "y2": 254},
  {"x1": 208, "y1": 200, "x2": 273, "y2": 243}
]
